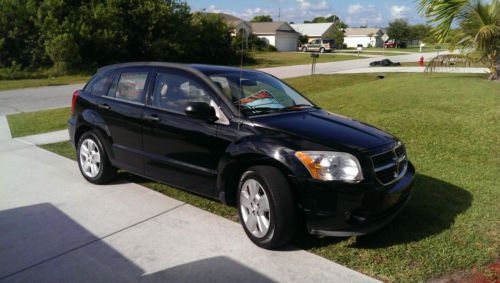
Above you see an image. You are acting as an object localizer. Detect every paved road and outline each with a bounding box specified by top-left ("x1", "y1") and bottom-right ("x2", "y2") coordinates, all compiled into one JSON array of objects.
[
  {"x1": 0, "y1": 84, "x2": 85, "y2": 115},
  {"x1": 259, "y1": 51, "x2": 450, "y2": 79},
  {"x1": 332, "y1": 66, "x2": 489, "y2": 74},
  {"x1": 0, "y1": 117, "x2": 379, "y2": 282}
]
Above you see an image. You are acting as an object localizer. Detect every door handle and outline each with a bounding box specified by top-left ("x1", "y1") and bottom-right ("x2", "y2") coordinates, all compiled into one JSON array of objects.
[
  {"x1": 98, "y1": 103, "x2": 110, "y2": 110},
  {"x1": 144, "y1": 114, "x2": 160, "y2": 122}
]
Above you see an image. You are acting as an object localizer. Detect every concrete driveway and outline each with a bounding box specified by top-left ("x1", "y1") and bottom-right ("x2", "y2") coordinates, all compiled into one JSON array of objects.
[{"x1": 0, "y1": 117, "x2": 379, "y2": 282}]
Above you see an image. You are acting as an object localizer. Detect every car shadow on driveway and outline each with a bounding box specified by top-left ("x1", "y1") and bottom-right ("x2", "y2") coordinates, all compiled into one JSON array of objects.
[
  {"x1": 0, "y1": 203, "x2": 274, "y2": 282},
  {"x1": 293, "y1": 174, "x2": 472, "y2": 249}
]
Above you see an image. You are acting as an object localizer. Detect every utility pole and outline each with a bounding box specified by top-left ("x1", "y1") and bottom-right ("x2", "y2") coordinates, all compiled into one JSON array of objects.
[{"x1": 278, "y1": 8, "x2": 281, "y2": 21}]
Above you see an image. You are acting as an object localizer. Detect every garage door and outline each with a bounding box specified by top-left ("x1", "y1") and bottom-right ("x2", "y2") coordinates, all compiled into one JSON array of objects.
[{"x1": 275, "y1": 35, "x2": 298, "y2": 52}]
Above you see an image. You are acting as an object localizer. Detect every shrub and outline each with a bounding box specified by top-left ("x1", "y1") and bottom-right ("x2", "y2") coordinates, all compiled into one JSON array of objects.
[{"x1": 44, "y1": 34, "x2": 81, "y2": 73}]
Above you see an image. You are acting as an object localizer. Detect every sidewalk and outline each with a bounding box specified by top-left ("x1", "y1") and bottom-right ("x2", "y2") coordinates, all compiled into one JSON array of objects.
[
  {"x1": 14, "y1": 129, "x2": 69, "y2": 145},
  {"x1": 0, "y1": 116, "x2": 380, "y2": 282}
]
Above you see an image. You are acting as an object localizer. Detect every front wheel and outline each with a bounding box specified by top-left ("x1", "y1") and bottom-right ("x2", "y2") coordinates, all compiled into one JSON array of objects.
[
  {"x1": 302, "y1": 46, "x2": 308, "y2": 52},
  {"x1": 77, "y1": 130, "x2": 117, "y2": 184},
  {"x1": 238, "y1": 166, "x2": 296, "y2": 249}
]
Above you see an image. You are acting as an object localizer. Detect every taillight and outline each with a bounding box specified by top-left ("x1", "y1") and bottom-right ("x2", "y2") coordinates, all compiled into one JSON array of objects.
[{"x1": 71, "y1": 90, "x2": 80, "y2": 114}]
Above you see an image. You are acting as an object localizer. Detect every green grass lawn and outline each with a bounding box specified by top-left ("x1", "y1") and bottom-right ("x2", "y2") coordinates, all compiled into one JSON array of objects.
[
  {"x1": 38, "y1": 73, "x2": 499, "y2": 282},
  {"x1": 7, "y1": 107, "x2": 70, "y2": 137},
  {"x1": 0, "y1": 75, "x2": 89, "y2": 91},
  {"x1": 245, "y1": 52, "x2": 361, "y2": 68}
]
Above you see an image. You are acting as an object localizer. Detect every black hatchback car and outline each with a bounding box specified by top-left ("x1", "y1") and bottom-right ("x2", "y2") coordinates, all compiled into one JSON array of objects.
[{"x1": 68, "y1": 62, "x2": 415, "y2": 249}]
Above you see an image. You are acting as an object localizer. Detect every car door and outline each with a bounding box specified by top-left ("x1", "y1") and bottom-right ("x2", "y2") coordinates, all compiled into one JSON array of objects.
[
  {"x1": 142, "y1": 68, "x2": 229, "y2": 197},
  {"x1": 95, "y1": 67, "x2": 151, "y2": 174},
  {"x1": 310, "y1": 39, "x2": 320, "y2": 51}
]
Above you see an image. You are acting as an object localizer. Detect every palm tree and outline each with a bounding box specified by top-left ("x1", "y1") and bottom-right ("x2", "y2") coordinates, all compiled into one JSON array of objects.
[{"x1": 418, "y1": 0, "x2": 500, "y2": 80}]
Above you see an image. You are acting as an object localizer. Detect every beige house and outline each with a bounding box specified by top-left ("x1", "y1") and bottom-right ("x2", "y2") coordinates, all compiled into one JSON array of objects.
[
  {"x1": 202, "y1": 12, "x2": 299, "y2": 52},
  {"x1": 250, "y1": 22, "x2": 299, "y2": 52},
  {"x1": 344, "y1": 28, "x2": 385, "y2": 48}
]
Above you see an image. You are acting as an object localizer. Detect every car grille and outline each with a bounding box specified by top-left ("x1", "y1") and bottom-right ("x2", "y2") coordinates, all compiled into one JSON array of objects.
[{"x1": 371, "y1": 143, "x2": 408, "y2": 185}]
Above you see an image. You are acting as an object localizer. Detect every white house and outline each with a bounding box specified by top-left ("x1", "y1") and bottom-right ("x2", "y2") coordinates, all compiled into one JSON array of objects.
[
  {"x1": 344, "y1": 28, "x2": 385, "y2": 48},
  {"x1": 250, "y1": 22, "x2": 299, "y2": 52},
  {"x1": 290, "y1": 23, "x2": 337, "y2": 41}
]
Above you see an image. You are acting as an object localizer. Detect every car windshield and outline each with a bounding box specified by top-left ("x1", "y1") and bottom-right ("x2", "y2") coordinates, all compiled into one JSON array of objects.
[{"x1": 205, "y1": 70, "x2": 315, "y2": 116}]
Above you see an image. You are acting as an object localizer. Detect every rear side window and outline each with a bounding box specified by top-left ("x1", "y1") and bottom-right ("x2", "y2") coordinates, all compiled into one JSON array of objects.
[
  {"x1": 152, "y1": 71, "x2": 211, "y2": 114},
  {"x1": 85, "y1": 72, "x2": 113, "y2": 96},
  {"x1": 109, "y1": 72, "x2": 148, "y2": 103}
]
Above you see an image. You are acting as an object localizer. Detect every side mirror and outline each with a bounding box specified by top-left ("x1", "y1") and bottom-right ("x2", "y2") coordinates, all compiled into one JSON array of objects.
[{"x1": 185, "y1": 102, "x2": 218, "y2": 122}]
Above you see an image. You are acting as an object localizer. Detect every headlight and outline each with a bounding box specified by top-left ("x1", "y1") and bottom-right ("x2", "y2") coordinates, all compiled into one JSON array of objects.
[{"x1": 295, "y1": 151, "x2": 363, "y2": 182}]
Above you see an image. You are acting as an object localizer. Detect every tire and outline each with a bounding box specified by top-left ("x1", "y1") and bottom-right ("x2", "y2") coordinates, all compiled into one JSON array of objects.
[
  {"x1": 77, "y1": 130, "x2": 117, "y2": 184},
  {"x1": 302, "y1": 46, "x2": 308, "y2": 52},
  {"x1": 319, "y1": 47, "x2": 325, "y2": 53},
  {"x1": 237, "y1": 165, "x2": 296, "y2": 249}
]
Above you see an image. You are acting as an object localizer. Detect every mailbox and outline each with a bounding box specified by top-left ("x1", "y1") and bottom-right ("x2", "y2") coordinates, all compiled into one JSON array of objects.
[{"x1": 310, "y1": 53, "x2": 319, "y2": 58}]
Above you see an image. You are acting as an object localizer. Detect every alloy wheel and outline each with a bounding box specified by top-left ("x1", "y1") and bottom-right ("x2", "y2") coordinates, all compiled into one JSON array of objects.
[
  {"x1": 240, "y1": 179, "x2": 271, "y2": 238},
  {"x1": 79, "y1": 138, "x2": 101, "y2": 178}
]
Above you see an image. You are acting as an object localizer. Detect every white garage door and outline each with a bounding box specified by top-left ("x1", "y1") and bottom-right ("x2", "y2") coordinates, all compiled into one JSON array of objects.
[{"x1": 275, "y1": 35, "x2": 298, "y2": 52}]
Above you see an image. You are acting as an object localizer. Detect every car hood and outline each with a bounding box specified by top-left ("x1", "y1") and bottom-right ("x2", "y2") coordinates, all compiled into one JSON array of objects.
[{"x1": 250, "y1": 109, "x2": 397, "y2": 151}]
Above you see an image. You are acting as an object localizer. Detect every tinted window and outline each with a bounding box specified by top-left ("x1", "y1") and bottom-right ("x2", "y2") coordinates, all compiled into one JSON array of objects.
[
  {"x1": 111, "y1": 72, "x2": 148, "y2": 103},
  {"x1": 152, "y1": 72, "x2": 211, "y2": 114},
  {"x1": 87, "y1": 73, "x2": 113, "y2": 96}
]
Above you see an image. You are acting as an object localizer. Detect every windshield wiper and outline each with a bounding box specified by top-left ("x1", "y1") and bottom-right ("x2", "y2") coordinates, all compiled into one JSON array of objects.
[
  {"x1": 240, "y1": 107, "x2": 282, "y2": 115},
  {"x1": 281, "y1": 104, "x2": 315, "y2": 111}
]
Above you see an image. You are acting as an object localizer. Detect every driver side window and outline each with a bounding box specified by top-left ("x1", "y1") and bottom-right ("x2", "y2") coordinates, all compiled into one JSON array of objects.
[{"x1": 152, "y1": 71, "x2": 211, "y2": 114}]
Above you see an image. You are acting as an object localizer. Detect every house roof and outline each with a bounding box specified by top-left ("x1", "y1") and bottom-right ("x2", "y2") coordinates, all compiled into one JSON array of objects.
[
  {"x1": 250, "y1": 22, "x2": 297, "y2": 34},
  {"x1": 290, "y1": 23, "x2": 335, "y2": 37},
  {"x1": 344, "y1": 28, "x2": 383, "y2": 37}
]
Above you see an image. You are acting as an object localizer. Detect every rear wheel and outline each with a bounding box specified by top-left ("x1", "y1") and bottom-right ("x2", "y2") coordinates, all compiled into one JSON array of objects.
[
  {"x1": 238, "y1": 165, "x2": 296, "y2": 249},
  {"x1": 319, "y1": 47, "x2": 325, "y2": 53},
  {"x1": 77, "y1": 130, "x2": 116, "y2": 184}
]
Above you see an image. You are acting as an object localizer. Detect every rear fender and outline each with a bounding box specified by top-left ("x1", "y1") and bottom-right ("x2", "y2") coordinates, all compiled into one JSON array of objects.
[{"x1": 75, "y1": 109, "x2": 115, "y2": 160}]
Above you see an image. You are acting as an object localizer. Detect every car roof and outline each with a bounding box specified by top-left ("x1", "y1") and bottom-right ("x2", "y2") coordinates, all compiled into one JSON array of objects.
[{"x1": 97, "y1": 61, "x2": 258, "y2": 75}]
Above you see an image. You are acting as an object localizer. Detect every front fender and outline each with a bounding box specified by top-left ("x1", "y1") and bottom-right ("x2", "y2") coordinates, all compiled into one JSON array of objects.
[{"x1": 216, "y1": 135, "x2": 309, "y2": 205}]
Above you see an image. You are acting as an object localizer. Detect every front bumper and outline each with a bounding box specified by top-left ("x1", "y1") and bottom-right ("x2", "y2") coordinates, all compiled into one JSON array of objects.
[{"x1": 291, "y1": 162, "x2": 415, "y2": 236}]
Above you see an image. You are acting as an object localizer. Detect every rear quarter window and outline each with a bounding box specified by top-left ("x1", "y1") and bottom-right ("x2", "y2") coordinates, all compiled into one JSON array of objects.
[{"x1": 85, "y1": 72, "x2": 114, "y2": 96}]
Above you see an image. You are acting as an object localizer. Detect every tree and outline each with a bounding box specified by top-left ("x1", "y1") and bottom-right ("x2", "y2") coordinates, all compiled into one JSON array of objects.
[
  {"x1": 418, "y1": 0, "x2": 500, "y2": 80},
  {"x1": 251, "y1": 15, "x2": 273, "y2": 22},
  {"x1": 298, "y1": 35, "x2": 309, "y2": 45},
  {"x1": 326, "y1": 15, "x2": 340, "y2": 23},
  {"x1": 0, "y1": 0, "x2": 45, "y2": 68},
  {"x1": 0, "y1": 0, "x2": 241, "y2": 72},
  {"x1": 410, "y1": 24, "x2": 436, "y2": 43},
  {"x1": 312, "y1": 17, "x2": 326, "y2": 23},
  {"x1": 387, "y1": 19, "x2": 412, "y2": 42},
  {"x1": 324, "y1": 30, "x2": 345, "y2": 47},
  {"x1": 335, "y1": 21, "x2": 348, "y2": 29}
]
